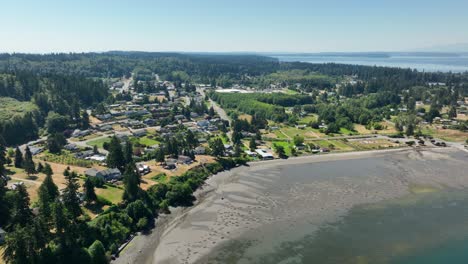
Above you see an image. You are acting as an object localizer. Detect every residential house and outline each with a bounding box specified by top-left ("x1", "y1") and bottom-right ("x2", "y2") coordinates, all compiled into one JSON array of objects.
[
  {"x1": 244, "y1": 150, "x2": 257, "y2": 157},
  {"x1": 197, "y1": 120, "x2": 210, "y2": 128},
  {"x1": 27, "y1": 146, "x2": 44, "y2": 156},
  {"x1": 224, "y1": 144, "x2": 233, "y2": 150},
  {"x1": 137, "y1": 164, "x2": 151, "y2": 175},
  {"x1": 85, "y1": 168, "x2": 122, "y2": 181},
  {"x1": 64, "y1": 143, "x2": 79, "y2": 151},
  {"x1": 177, "y1": 155, "x2": 193, "y2": 164},
  {"x1": 72, "y1": 129, "x2": 91, "y2": 138},
  {"x1": 75, "y1": 150, "x2": 95, "y2": 159},
  {"x1": 164, "y1": 158, "x2": 177, "y2": 170},
  {"x1": 174, "y1": 114, "x2": 185, "y2": 121},
  {"x1": 143, "y1": 118, "x2": 156, "y2": 126},
  {"x1": 127, "y1": 120, "x2": 145, "y2": 129},
  {"x1": 132, "y1": 129, "x2": 147, "y2": 137},
  {"x1": 86, "y1": 154, "x2": 106, "y2": 162},
  {"x1": 0, "y1": 227, "x2": 6, "y2": 244},
  {"x1": 255, "y1": 149, "x2": 274, "y2": 160},
  {"x1": 96, "y1": 114, "x2": 112, "y2": 121},
  {"x1": 194, "y1": 146, "x2": 206, "y2": 155}
]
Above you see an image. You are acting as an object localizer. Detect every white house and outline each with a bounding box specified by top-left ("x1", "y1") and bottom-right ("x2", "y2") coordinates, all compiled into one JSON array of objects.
[{"x1": 255, "y1": 149, "x2": 274, "y2": 160}]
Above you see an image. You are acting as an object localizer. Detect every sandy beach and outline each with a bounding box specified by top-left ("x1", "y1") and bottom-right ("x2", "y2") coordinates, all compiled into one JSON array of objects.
[{"x1": 114, "y1": 147, "x2": 468, "y2": 264}]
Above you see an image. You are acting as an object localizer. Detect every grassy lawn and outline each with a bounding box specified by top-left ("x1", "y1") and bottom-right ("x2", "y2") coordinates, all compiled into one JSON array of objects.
[
  {"x1": 96, "y1": 184, "x2": 124, "y2": 205},
  {"x1": 354, "y1": 121, "x2": 397, "y2": 135},
  {"x1": 138, "y1": 136, "x2": 159, "y2": 147},
  {"x1": 345, "y1": 139, "x2": 402, "y2": 150},
  {"x1": 297, "y1": 114, "x2": 318, "y2": 124},
  {"x1": 0, "y1": 96, "x2": 38, "y2": 121},
  {"x1": 328, "y1": 139, "x2": 355, "y2": 151},
  {"x1": 87, "y1": 137, "x2": 111, "y2": 148},
  {"x1": 421, "y1": 125, "x2": 468, "y2": 142},
  {"x1": 339, "y1": 127, "x2": 358, "y2": 135},
  {"x1": 273, "y1": 129, "x2": 289, "y2": 139},
  {"x1": 283, "y1": 89, "x2": 299, "y2": 95},
  {"x1": 151, "y1": 173, "x2": 168, "y2": 183},
  {"x1": 280, "y1": 126, "x2": 323, "y2": 139},
  {"x1": 270, "y1": 141, "x2": 293, "y2": 156}
]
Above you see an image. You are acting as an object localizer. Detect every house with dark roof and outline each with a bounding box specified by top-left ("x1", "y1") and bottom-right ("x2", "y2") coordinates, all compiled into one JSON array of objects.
[
  {"x1": 194, "y1": 146, "x2": 206, "y2": 155},
  {"x1": 132, "y1": 129, "x2": 147, "y2": 137},
  {"x1": 177, "y1": 155, "x2": 193, "y2": 164},
  {"x1": 0, "y1": 227, "x2": 6, "y2": 244},
  {"x1": 85, "y1": 168, "x2": 122, "y2": 181}
]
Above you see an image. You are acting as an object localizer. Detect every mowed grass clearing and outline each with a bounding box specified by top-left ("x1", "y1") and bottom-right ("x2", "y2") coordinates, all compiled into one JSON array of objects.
[
  {"x1": 297, "y1": 114, "x2": 318, "y2": 124},
  {"x1": 421, "y1": 125, "x2": 468, "y2": 142},
  {"x1": 96, "y1": 184, "x2": 124, "y2": 204},
  {"x1": 280, "y1": 126, "x2": 324, "y2": 139},
  {"x1": 87, "y1": 137, "x2": 111, "y2": 148},
  {"x1": 137, "y1": 136, "x2": 159, "y2": 146}
]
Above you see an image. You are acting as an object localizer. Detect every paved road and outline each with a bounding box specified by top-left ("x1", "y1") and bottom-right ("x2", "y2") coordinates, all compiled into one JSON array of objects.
[
  {"x1": 197, "y1": 87, "x2": 232, "y2": 141},
  {"x1": 122, "y1": 75, "x2": 133, "y2": 92},
  {"x1": 197, "y1": 87, "x2": 231, "y2": 125}
]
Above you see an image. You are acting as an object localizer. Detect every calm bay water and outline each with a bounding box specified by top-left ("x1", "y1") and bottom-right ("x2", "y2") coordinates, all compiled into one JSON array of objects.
[
  {"x1": 203, "y1": 190, "x2": 468, "y2": 264},
  {"x1": 273, "y1": 54, "x2": 468, "y2": 72},
  {"x1": 196, "y1": 150, "x2": 468, "y2": 264}
]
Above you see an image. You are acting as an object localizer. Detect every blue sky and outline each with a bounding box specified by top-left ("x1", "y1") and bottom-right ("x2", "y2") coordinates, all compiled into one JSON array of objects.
[{"x1": 1, "y1": 0, "x2": 468, "y2": 53}]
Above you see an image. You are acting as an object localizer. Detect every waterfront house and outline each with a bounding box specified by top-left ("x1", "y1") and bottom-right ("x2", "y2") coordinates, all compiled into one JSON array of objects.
[{"x1": 255, "y1": 149, "x2": 274, "y2": 160}]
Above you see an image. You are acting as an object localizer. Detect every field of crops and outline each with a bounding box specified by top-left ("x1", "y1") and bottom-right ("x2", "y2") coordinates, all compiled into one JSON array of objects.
[{"x1": 39, "y1": 152, "x2": 96, "y2": 167}]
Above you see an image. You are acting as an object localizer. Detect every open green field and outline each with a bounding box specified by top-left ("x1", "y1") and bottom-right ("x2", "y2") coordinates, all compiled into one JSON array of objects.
[
  {"x1": 0, "y1": 97, "x2": 38, "y2": 120},
  {"x1": 339, "y1": 127, "x2": 359, "y2": 135},
  {"x1": 138, "y1": 136, "x2": 160, "y2": 146},
  {"x1": 283, "y1": 89, "x2": 299, "y2": 95},
  {"x1": 87, "y1": 137, "x2": 111, "y2": 148},
  {"x1": 307, "y1": 139, "x2": 355, "y2": 151},
  {"x1": 39, "y1": 151, "x2": 96, "y2": 167},
  {"x1": 270, "y1": 141, "x2": 294, "y2": 156},
  {"x1": 151, "y1": 173, "x2": 168, "y2": 183},
  {"x1": 280, "y1": 126, "x2": 323, "y2": 139},
  {"x1": 297, "y1": 114, "x2": 318, "y2": 124},
  {"x1": 96, "y1": 184, "x2": 124, "y2": 204},
  {"x1": 420, "y1": 126, "x2": 468, "y2": 142}
]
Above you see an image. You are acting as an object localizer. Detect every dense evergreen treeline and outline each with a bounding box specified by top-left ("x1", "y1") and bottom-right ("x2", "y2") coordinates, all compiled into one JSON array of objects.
[
  {"x1": 0, "y1": 52, "x2": 280, "y2": 85},
  {"x1": 0, "y1": 71, "x2": 107, "y2": 145},
  {"x1": 1, "y1": 52, "x2": 466, "y2": 95},
  {"x1": 0, "y1": 135, "x2": 247, "y2": 263},
  {"x1": 281, "y1": 62, "x2": 468, "y2": 95}
]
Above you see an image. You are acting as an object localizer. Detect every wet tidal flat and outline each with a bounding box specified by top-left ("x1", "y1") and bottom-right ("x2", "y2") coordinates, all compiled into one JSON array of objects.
[{"x1": 153, "y1": 148, "x2": 468, "y2": 264}]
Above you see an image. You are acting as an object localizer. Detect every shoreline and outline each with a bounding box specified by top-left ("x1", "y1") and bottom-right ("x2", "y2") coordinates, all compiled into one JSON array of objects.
[{"x1": 113, "y1": 146, "x2": 451, "y2": 264}]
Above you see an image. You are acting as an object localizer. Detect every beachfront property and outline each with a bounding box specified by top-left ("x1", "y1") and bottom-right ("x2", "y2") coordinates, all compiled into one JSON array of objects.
[
  {"x1": 245, "y1": 150, "x2": 257, "y2": 157},
  {"x1": 255, "y1": 149, "x2": 274, "y2": 160}
]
